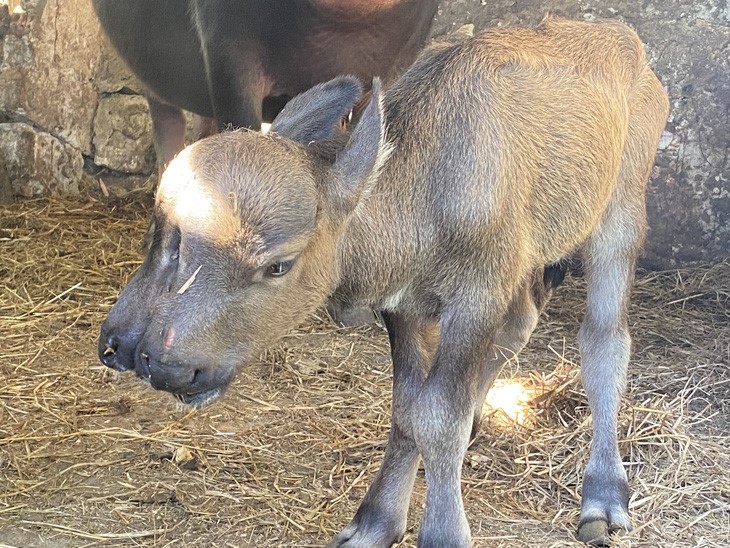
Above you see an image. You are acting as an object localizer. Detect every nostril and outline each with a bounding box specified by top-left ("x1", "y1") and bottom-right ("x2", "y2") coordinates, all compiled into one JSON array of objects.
[
  {"x1": 192, "y1": 369, "x2": 202, "y2": 386},
  {"x1": 99, "y1": 332, "x2": 137, "y2": 371},
  {"x1": 103, "y1": 336, "x2": 119, "y2": 356},
  {"x1": 140, "y1": 352, "x2": 150, "y2": 366}
]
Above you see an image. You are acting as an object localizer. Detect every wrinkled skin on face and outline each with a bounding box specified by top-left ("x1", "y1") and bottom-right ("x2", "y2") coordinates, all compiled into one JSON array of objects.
[{"x1": 99, "y1": 78, "x2": 387, "y2": 406}]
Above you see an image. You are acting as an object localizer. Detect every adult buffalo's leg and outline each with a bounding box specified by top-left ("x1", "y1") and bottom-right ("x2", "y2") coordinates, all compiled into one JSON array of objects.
[
  {"x1": 192, "y1": 114, "x2": 219, "y2": 141},
  {"x1": 191, "y1": 1, "x2": 264, "y2": 130},
  {"x1": 147, "y1": 96, "x2": 186, "y2": 176},
  {"x1": 329, "y1": 312, "x2": 437, "y2": 548}
]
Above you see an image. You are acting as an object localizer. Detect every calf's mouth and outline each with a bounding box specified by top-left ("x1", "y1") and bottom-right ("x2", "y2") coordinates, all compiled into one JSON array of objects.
[{"x1": 172, "y1": 386, "x2": 227, "y2": 408}]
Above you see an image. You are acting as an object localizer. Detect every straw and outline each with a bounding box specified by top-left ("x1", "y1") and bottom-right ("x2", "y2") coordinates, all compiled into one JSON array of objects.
[{"x1": 0, "y1": 197, "x2": 727, "y2": 546}]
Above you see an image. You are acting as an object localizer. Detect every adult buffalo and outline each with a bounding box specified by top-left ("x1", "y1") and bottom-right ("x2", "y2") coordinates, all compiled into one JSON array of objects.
[{"x1": 92, "y1": 0, "x2": 439, "y2": 171}]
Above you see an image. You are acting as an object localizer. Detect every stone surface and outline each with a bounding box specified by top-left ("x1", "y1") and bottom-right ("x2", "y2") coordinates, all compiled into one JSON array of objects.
[
  {"x1": 0, "y1": 31, "x2": 31, "y2": 113},
  {"x1": 0, "y1": 122, "x2": 83, "y2": 196},
  {"x1": 0, "y1": 156, "x2": 12, "y2": 203},
  {"x1": 0, "y1": 0, "x2": 726, "y2": 265},
  {"x1": 92, "y1": 94, "x2": 155, "y2": 174},
  {"x1": 95, "y1": 32, "x2": 143, "y2": 94},
  {"x1": 433, "y1": 0, "x2": 729, "y2": 266},
  {"x1": 19, "y1": 0, "x2": 104, "y2": 155}
]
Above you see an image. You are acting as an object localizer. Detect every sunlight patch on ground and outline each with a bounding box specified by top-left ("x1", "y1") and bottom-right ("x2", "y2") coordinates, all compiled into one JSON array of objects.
[{"x1": 483, "y1": 379, "x2": 536, "y2": 426}]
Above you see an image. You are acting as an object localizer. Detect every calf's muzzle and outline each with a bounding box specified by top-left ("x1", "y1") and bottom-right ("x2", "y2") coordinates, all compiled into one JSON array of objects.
[
  {"x1": 100, "y1": 325, "x2": 208, "y2": 396},
  {"x1": 134, "y1": 346, "x2": 201, "y2": 394}
]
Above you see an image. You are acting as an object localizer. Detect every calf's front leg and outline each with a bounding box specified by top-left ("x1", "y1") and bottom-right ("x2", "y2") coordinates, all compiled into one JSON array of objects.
[
  {"x1": 411, "y1": 303, "x2": 504, "y2": 547},
  {"x1": 329, "y1": 313, "x2": 436, "y2": 548}
]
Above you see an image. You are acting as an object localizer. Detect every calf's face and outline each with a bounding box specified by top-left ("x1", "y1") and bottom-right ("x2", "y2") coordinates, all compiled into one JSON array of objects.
[{"x1": 98, "y1": 77, "x2": 389, "y2": 406}]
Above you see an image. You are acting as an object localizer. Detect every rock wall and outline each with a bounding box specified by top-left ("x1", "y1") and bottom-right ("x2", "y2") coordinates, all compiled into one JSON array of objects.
[
  {"x1": 0, "y1": 0, "x2": 148, "y2": 199},
  {"x1": 433, "y1": 0, "x2": 728, "y2": 266},
  {"x1": 0, "y1": 0, "x2": 727, "y2": 266}
]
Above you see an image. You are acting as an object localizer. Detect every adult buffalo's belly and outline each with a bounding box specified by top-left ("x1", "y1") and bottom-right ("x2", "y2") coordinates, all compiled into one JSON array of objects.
[{"x1": 269, "y1": 0, "x2": 438, "y2": 95}]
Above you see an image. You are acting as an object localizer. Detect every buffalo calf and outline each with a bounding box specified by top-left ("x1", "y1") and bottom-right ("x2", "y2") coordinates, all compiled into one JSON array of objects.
[{"x1": 100, "y1": 17, "x2": 669, "y2": 547}]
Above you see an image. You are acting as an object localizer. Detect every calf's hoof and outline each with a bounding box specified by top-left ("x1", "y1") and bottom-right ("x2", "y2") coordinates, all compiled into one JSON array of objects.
[
  {"x1": 578, "y1": 469, "x2": 631, "y2": 545},
  {"x1": 327, "y1": 508, "x2": 407, "y2": 548},
  {"x1": 577, "y1": 516, "x2": 630, "y2": 545},
  {"x1": 327, "y1": 524, "x2": 403, "y2": 548},
  {"x1": 577, "y1": 495, "x2": 631, "y2": 545}
]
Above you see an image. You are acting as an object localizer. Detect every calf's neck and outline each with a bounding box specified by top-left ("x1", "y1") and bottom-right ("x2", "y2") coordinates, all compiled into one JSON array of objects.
[{"x1": 99, "y1": 17, "x2": 669, "y2": 547}]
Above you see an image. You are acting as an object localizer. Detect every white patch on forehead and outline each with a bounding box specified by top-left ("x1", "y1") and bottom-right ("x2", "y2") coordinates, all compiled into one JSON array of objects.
[
  {"x1": 170, "y1": 180, "x2": 214, "y2": 223},
  {"x1": 158, "y1": 148, "x2": 215, "y2": 225}
]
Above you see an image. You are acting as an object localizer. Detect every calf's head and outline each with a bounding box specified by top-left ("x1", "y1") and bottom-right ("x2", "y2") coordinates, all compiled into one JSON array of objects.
[{"x1": 99, "y1": 77, "x2": 390, "y2": 406}]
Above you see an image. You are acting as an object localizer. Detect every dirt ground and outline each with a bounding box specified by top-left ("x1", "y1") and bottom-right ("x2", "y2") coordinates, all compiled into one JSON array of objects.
[{"x1": 0, "y1": 198, "x2": 728, "y2": 547}]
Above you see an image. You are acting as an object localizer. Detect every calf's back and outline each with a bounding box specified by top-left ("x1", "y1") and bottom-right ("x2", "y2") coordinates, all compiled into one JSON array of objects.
[{"x1": 336, "y1": 18, "x2": 669, "y2": 309}]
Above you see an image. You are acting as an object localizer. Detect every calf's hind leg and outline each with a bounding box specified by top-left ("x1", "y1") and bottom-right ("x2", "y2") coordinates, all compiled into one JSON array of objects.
[
  {"x1": 577, "y1": 207, "x2": 644, "y2": 545},
  {"x1": 577, "y1": 72, "x2": 667, "y2": 544},
  {"x1": 471, "y1": 264, "x2": 566, "y2": 440}
]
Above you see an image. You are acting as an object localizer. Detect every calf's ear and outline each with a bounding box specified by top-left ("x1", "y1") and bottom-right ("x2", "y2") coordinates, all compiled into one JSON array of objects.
[
  {"x1": 270, "y1": 76, "x2": 363, "y2": 144},
  {"x1": 329, "y1": 78, "x2": 391, "y2": 214}
]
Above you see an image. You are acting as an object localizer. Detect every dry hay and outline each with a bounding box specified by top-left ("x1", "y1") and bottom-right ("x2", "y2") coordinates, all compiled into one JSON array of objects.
[{"x1": 0, "y1": 197, "x2": 728, "y2": 547}]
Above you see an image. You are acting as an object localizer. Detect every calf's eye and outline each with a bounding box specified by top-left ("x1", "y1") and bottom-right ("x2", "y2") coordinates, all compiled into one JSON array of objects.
[{"x1": 266, "y1": 260, "x2": 294, "y2": 278}]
